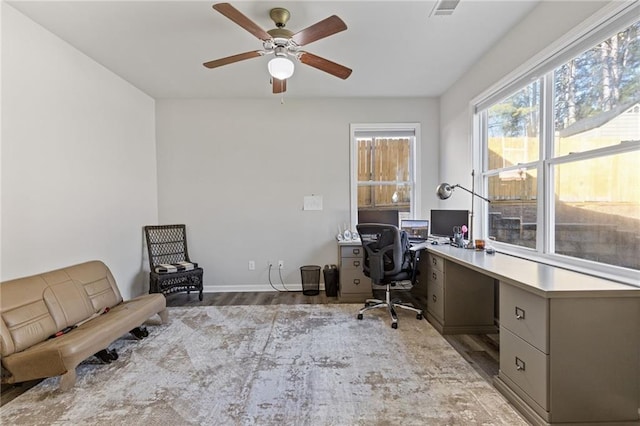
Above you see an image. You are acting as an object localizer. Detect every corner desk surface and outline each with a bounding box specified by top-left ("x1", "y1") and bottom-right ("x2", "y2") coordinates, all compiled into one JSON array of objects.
[{"x1": 422, "y1": 243, "x2": 639, "y2": 298}]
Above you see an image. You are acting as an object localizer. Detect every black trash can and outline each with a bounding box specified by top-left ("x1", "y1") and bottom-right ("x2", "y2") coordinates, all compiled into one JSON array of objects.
[
  {"x1": 300, "y1": 265, "x2": 321, "y2": 296},
  {"x1": 323, "y1": 264, "x2": 339, "y2": 297}
]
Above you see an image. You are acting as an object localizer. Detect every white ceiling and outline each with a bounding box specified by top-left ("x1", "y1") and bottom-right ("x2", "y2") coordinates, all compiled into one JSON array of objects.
[{"x1": 8, "y1": 0, "x2": 540, "y2": 99}]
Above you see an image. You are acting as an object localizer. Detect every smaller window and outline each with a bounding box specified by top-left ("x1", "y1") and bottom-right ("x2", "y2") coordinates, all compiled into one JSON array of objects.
[{"x1": 350, "y1": 124, "x2": 420, "y2": 228}]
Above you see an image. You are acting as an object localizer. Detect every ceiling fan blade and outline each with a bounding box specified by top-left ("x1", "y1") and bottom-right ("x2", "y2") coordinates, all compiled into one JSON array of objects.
[
  {"x1": 299, "y1": 52, "x2": 352, "y2": 80},
  {"x1": 203, "y1": 51, "x2": 262, "y2": 69},
  {"x1": 272, "y1": 78, "x2": 287, "y2": 94},
  {"x1": 213, "y1": 3, "x2": 271, "y2": 41},
  {"x1": 291, "y1": 15, "x2": 347, "y2": 46}
]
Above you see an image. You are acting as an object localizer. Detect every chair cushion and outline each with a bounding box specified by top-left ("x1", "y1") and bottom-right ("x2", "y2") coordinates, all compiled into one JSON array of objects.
[{"x1": 154, "y1": 262, "x2": 198, "y2": 274}]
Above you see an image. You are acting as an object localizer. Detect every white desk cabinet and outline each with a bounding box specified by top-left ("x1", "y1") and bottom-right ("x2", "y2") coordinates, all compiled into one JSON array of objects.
[{"x1": 337, "y1": 241, "x2": 372, "y2": 302}]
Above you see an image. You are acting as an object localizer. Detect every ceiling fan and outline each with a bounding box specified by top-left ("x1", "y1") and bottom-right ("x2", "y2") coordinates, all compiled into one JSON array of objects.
[{"x1": 203, "y1": 3, "x2": 353, "y2": 94}]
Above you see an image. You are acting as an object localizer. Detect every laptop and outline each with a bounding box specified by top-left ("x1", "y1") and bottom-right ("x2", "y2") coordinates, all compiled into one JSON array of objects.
[{"x1": 400, "y1": 219, "x2": 430, "y2": 243}]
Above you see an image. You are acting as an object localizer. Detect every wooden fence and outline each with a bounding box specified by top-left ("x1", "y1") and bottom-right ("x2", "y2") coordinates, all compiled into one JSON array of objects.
[
  {"x1": 357, "y1": 138, "x2": 411, "y2": 209},
  {"x1": 488, "y1": 137, "x2": 639, "y2": 205}
]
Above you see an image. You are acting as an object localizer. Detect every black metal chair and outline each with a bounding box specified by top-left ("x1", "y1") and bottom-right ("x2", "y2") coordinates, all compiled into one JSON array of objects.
[
  {"x1": 144, "y1": 224, "x2": 203, "y2": 300},
  {"x1": 355, "y1": 223, "x2": 424, "y2": 329}
]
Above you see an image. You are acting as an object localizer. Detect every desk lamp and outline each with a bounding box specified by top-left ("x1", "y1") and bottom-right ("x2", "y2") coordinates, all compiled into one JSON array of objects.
[{"x1": 436, "y1": 170, "x2": 491, "y2": 249}]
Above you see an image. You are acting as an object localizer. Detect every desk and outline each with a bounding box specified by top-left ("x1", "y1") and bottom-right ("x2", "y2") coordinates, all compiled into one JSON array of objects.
[{"x1": 424, "y1": 244, "x2": 640, "y2": 426}]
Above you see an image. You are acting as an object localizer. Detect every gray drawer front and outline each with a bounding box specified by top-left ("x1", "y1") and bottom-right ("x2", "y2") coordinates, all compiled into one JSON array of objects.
[
  {"x1": 428, "y1": 267, "x2": 444, "y2": 287},
  {"x1": 340, "y1": 270, "x2": 370, "y2": 294},
  {"x1": 341, "y1": 258, "x2": 363, "y2": 271},
  {"x1": 500, "y1": 327, "x2": 549, "y2": 411},
  {"x1": 427, "y1": 279, "x2": 444, "y2": 321},
  {"x1": 340, "y1": 246, "x2": 363, "y2": 258},
  {"x1": 500, "y1": 282, "x2": 549, "y2": 353},
  {"x1": 428, "y1": 254, "x2": 444, "y2": 273}
]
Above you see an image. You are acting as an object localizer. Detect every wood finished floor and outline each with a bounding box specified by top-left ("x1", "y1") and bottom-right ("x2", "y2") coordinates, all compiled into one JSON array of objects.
[{"x1": 1, "y1": 290, "x2": 499, "y2": 406}]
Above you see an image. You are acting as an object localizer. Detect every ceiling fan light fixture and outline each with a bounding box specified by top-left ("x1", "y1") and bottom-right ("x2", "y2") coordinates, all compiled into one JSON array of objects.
[{"x1": 268, "y1": 56, "x2": 295, "y2": 80}]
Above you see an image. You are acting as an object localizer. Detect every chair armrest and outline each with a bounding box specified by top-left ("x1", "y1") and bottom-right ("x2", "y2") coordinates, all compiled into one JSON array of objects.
[{"x1": 409, "y1": 242, "x2": 429, "y2": 252}]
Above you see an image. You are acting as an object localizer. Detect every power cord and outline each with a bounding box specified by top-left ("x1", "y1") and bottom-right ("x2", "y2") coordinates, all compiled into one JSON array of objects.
[
  {"x1": 267, "y1": 264, "x2": 283, "y2": 292},
  {"x1": 267, "y1": 263, "x2": 295, "y2": 292},
  {"x1": 278, "y1": 267, "x2": 292, "y2": 292}
]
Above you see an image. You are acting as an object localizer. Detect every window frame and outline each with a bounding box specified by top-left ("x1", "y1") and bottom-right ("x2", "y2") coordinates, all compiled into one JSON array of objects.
[
  {"x1": 472, "y1": 2, "x2": 640, "y2": 286},
  {"x1": 349, "y1": 123, "x2": 421, "y2": 229}
]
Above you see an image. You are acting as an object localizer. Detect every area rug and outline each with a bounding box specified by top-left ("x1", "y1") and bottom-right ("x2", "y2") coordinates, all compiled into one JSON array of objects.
[{"x1": 1, "y1": 304, "x2": 526, "y2": 425}]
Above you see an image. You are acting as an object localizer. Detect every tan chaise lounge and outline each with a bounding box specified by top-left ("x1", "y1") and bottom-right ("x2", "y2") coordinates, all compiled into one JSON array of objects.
[{"x1": 0, "y1": 260, "x2": 167, "y2": 390}]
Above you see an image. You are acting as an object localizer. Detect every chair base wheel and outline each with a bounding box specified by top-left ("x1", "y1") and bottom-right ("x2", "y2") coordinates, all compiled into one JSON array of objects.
[
  {"x1": 391, "y1": 322, "x2": 398, "y2": 329},
  {"x1": 417, "y1": 313, "x2": 423, "y2": 320},
  {"x1": 357, "y1": 314, "x2": 363, "y2": 320}
]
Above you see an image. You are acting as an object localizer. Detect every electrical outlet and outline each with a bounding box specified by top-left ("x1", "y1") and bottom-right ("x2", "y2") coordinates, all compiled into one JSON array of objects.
[
  {"x1": 248, "y1": 260, "x2": 255, "y2": 270},
  {"x1": 278, "y1": 260, "x2": 284, "y2": 269}
]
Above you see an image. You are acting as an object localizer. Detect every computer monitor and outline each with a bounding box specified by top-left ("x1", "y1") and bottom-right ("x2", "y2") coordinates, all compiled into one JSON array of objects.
[
  {"x1": 400, "y1": 219, "x2": 430, "y2": 240},
  {"x1": 430, "y1": 209, "x2": 469, "y2": 238},
  {"x1": 357, "y1": 209, "x2": 399, "y2": 227}
]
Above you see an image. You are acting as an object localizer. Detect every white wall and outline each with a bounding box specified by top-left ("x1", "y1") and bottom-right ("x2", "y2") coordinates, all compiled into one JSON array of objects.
[
  {"x1": 438, "y1": 1, "x2": 608, "y2": 221},
  {"x1": 1, "y1": 4, "x2": 158, "y2": 299},
  {"x1": 155, "y1": 97, "x2": 439, "y2": 291}
]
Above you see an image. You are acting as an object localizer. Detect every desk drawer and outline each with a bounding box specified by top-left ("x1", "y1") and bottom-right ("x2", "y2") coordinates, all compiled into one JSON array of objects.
[
  {"x1": 428, "y1": 254, "x2": 444, "y2": 273},
  {"x1": 500, "y1": 327, "x2": 549, "y2": 411},
  {"x1": 340, "y1": 270, "x2": 370, "y2": 294},
  {"x1": 340, "y1": 246, "x2": 363, "y2": 258},
  {"x1": 427, "y1": 267, "x2": 444, "y2": 287},
  {"x1": 341, "y1": 257, "x2": 363, "y2": 271},
  {"x1": 427, "y1": 279, "x2": 444, "y2": 322},
  {"x1": 500, "y1": 282, "x2": 549, "y2": 353}
]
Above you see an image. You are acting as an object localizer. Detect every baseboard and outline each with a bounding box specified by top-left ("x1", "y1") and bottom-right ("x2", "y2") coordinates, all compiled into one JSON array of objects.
[{"x1": 203, "y1": 284, "x2": 325, "y2": 293}]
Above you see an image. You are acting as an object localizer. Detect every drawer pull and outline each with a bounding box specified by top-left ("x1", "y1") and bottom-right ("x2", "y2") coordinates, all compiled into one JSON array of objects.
[
  {"x1": 353, "y1": 248, "x2": 360, "y2": 255},
  {"x1": 353, "y1": 261, "x2": 361, "y2": 267},
  {"x1": 515, "y1": 306, "x2": 525, "y2": 320},
  {"x1": 432, "y1": 295, "x2": 437, "y2": 302},
  {"x1": 515, "y1": 357, "x2": 526, "y2": 371},
  {"x1": 432, "y1": 272, "x2": 437, "y2": 280},
  {"x1": 353, "y1": 279, "x2": 360, "y2": 285},
  {"x1": 432, "y1": 258, "x2": 437, "y2": 266}
]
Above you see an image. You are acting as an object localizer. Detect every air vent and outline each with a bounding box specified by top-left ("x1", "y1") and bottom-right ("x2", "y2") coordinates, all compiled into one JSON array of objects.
[{"x1": 429, "y1": 0, "x2": 461, "y2": 17}]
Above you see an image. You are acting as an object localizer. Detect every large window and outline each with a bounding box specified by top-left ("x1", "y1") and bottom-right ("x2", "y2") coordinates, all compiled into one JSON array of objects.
[
  {"x1": 350, "y1": 124, "x2": 420, "y2": 228},
  {"x1": 476, "y1": 7, "x2": 639, "y2": 281}
]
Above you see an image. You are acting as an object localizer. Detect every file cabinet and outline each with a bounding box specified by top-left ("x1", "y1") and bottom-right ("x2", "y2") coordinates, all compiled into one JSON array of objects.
[
  {"x1": 495, "y1": 281, "x2": 640, "y2": 423},
  {"x1": 498, "y1": 283, "x2": 550, "y2": 413},
  {"x1": 337, "y1": 242, "x2": 372, "y2": 302}
]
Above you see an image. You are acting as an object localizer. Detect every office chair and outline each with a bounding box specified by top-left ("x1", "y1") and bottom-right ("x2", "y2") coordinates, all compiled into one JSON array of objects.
[
  {"x1": 355, "y1": 223, "x2": 424, "y2": 329},
  {"x1": 144, "y1": 224, "x2": 204, "y2": 300}
]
